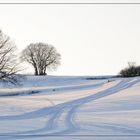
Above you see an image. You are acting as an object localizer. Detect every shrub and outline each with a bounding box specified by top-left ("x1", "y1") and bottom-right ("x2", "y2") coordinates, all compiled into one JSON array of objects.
[{"x1": 120, "y1": 62, "x2": 140, "y2": 77}]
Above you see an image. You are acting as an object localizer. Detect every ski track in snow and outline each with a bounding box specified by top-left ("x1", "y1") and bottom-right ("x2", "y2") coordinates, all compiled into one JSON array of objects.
[{"x1": 0, "y1": 77, "x2": 140, "y2": 139}]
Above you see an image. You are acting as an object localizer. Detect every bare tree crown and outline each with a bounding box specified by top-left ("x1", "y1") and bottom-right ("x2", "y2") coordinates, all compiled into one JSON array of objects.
[
  {"x1": 21, "y1": 43, "x2": 61, "y2": 75},
  {"x1": 0, "y1": 30, "x2": 20, "y2": 84}
]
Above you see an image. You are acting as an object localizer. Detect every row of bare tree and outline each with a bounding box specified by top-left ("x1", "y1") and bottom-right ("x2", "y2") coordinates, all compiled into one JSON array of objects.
[{"x1": 0, "y1": 30, "x2": 61, "y2": 84}]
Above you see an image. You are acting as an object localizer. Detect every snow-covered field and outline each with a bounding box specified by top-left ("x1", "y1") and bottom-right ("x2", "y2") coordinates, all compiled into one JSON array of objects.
[{"x1": 0, "y1": 75, "x2": 140, "y2": 140}]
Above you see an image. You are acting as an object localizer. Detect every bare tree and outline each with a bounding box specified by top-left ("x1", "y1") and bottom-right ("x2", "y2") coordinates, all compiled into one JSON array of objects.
[
  {"x1": 0, "y1": 30, "x2": 20, "y2": 84},
  {"x1": 21, "y1": 43, "x2": 61, "y2": 75}
]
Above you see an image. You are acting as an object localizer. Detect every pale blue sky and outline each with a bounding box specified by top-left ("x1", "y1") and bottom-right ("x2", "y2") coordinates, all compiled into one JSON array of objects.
[{"x1": 0, "y1": 1, "x2": 140, "y2": 75}]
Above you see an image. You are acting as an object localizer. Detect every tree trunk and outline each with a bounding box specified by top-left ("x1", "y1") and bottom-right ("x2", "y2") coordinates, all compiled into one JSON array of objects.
[{"x1": 34, "y1": 67, "x2": 38, "y2": 75}]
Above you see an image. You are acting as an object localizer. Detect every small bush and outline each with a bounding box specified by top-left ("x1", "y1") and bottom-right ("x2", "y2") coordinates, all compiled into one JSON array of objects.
[{"x1": 120, "y1": 62, "x2": 140, "y2": 77}]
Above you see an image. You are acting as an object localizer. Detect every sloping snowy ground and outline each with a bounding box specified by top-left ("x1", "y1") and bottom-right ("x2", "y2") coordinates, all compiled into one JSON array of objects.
[{"x1": 0, "y1": 75, "x2": 140, "y2": 140}]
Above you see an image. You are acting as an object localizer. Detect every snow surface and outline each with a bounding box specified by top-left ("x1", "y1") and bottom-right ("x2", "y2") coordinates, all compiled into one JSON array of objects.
[{"x1": 0, "y1": 75, "x2": 140, "y2": 140}]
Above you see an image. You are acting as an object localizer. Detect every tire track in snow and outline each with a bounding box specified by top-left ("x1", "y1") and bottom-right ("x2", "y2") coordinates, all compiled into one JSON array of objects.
[
  {"x1": 45, "y1": 78, "x2": 140, "y2": 135},
  {"x1": 0, "y1": 78, "x2": 140, "y2": 136}
]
